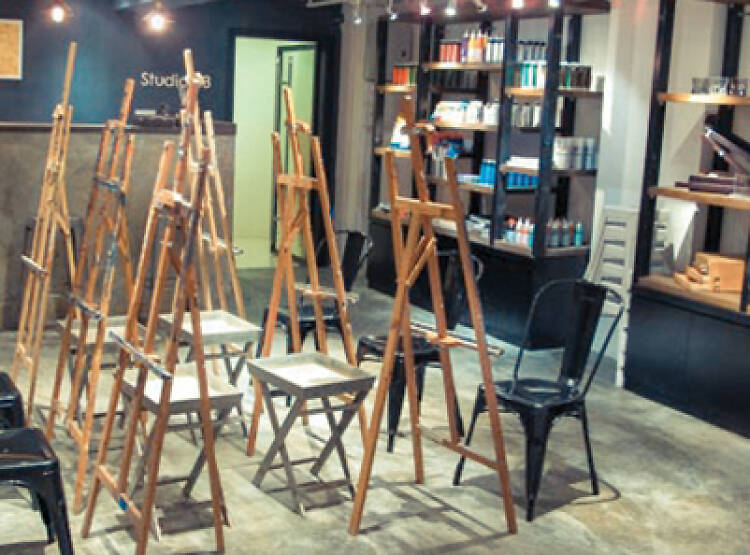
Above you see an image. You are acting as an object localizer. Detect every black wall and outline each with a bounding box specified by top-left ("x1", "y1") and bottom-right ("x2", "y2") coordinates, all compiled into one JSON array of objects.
[{"x1": 0, "y1": 0, "x2": 341, "y2": 123}]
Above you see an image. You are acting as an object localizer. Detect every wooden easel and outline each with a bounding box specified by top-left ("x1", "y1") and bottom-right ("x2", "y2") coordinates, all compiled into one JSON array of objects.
[
  {"x1": 44, "y1": 79, "x2": 136, "y2": 513},
  {"x1": 196, "y1": 110, "x2": 246, "y2": 321},
  {"x1": 347, "y1": 96, "x2": 517, "y2": 535},
  {"x1": 246, "y1": 85, "x2": 366, "y2": 456},
  {"x1": 11, "y1": 42, "x2": 78, "y2": 423},
  {"x1": 82, "y1": 50, "x2": 228, "y2": 555}
]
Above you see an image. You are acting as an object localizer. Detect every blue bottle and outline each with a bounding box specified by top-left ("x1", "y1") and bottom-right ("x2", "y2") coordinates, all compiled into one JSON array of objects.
[{"x1": 574, "y1": 221, "x2": 584, "y2": 247}]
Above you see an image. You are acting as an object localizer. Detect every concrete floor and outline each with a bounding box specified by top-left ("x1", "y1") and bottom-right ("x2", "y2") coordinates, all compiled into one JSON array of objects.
[{"x1": 0, "y1": 268, "x2": 749, "y2": 554}]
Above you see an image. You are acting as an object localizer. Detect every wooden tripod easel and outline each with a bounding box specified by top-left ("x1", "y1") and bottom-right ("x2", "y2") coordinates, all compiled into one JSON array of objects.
[
  {"x1": 348, "y1": 96, "x2": 517, "y2": 535},
  {"x1": 82, "y1": 51, "x2": 228, "y2": 555},
  {"x1": 246, "y1": 85, "x2": 366, "y2": 456},
  {"x1": 44, "y1": 79, "x2": 136, "y2": 513},
  {"x1": 11, "y1": 42, "x2": 78, "y2": 423}
]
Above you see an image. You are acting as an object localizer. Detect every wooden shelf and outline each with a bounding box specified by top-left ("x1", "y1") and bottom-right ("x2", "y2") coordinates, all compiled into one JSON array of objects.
[
  {"x1": 376, "y1": 84, "x2": 416, "y2": 94},
  {"x1": 658, "y1": 92, "x2": 750, "y2": 106},
  {"x1": 374, "y1": 146, "x2": 411, "y2": 158},
  {"x1": 432, "y1": 121, "x2": 498, "y2": 132},
  {"x1": 649, "y1": 186, "x2": 750, "y2": 211},
  {"x1": 500, "y1": 163, "x2": 597, "y2": 177},
  {"x1": 371, "y1": 208, "x2": 588, "y2": 258},
  {"x1": 506, "y1": 87, "x2": 603, "y2": 99},
  {"x1": 423, "y1": 62, "x2": 504, "y2": 72},
  {"x1": 460, "y1": 182, "x2": 495, "y2": 195},
  {"x1": 638, "y1": 275, "x2": 750, "y2": 316}
]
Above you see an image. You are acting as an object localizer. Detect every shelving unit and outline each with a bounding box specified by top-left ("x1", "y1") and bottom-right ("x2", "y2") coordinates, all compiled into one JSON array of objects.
[
  {"x1": 626, "y1": 0, "x2": 750, "y2": 436},
  {"x1": 366, "y1": 6, "x2": 607, "y2": 344}
]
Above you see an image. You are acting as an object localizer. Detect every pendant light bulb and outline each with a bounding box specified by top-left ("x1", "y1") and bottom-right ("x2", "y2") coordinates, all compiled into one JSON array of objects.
[
  {"x1": 50, "y1": 1, "x2": 70, "y2": 23},
  {"x1": 144, "y1": 1, "x2": 171, "y2": 33},
  {"x1": 420, "y1": 2, "x2": 432, "y2": 16}
]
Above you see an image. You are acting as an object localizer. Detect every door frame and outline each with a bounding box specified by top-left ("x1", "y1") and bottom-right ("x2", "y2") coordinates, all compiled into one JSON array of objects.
[
  {"x1": 227, "y1": 27, "x2": 341, "y2": 253},
  {"x1": 272, "y1": 43, "x2": 318, "y2": 253}
]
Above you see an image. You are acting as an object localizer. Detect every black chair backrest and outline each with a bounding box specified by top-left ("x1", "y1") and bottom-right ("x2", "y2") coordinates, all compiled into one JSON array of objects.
[
  {"x1": 514, "y1": 279, "x2": 623, "y2": 395},
  {"x1": 341, "y1": 231, "x2": 368, "y2": 291},
  {"x1": 441, "y1": 250, "x2": 484, "y2": 331},
  {"x1": 314, "y1": 230, "x2": 373, "y2": 292}
]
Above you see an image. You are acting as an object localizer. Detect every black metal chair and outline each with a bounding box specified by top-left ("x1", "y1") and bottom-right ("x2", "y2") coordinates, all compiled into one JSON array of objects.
[
  {"x1": 259, "y1": 230, "x2": 374, "y2": 356},
  {"x1": 0, "y1": 428, "x2": 74, "y2": 554},
  {"x1": 0, "y1": 372, "x2": 24, "y2": 428},
  {"x1": 357, "y1": 250, "x2": 484, "y2": 452},
  {"x1": 453, "y1": 279, "x2": 623, "y2": 522}
]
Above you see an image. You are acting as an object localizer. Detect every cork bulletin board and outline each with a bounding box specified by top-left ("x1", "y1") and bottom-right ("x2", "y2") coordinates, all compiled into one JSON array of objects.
[{"x1": 0, "y1": 19, "x2": 23, "y2": 80}]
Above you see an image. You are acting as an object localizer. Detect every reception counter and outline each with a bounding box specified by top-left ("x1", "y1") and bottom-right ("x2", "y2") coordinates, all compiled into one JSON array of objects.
[{"x1": 0, "y1": 120, "x2": 236, "y2": 329}]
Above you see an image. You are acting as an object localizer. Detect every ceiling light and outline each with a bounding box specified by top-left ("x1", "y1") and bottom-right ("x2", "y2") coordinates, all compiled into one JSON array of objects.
[
  {"x1": 144, "y1": 1, "x2": 171, "y2": 33},
  {"x1": 512, "y1": 0, "x2": 524, "y2": 8},
  {"x1": 444, "y1": 0, "x2": 457, "y2": 17},
  {"x1": 50, "y1": 1, "x2": 70, "y2": 23},
  {"x1": 548, "y1": 0, "x2": 560, "y2": 7},
  {"x1": 420, "y1": 2, "x2": 432, "y2": 16},
  {"x1": 353, "y1": 0, "x2": 363, "y2": 24},
  {"x1": 472, "y1": 0, "x2": 487, "y2": 11},
  {"x1": 387, "y1": 0, "x2": 398, "y2": 20}
]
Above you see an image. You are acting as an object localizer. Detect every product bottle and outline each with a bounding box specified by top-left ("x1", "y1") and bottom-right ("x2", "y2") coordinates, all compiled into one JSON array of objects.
[
  {"x1": 561, "y1": 218, "x2": 570, "y2": 247},
  {"x1": 461, "y1": 31, "x2": 469, "y2": 63},
  {"x1": 574, "y1": 221, "x2": 584, "y2": 247},
  {"x1": 528, "y1": 221, "x2": 535, "y2": 248}
]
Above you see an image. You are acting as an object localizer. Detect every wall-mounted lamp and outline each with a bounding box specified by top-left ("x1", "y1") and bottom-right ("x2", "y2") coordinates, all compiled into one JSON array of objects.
[
  {"x1": 50, "y1": 1, "x2": 71, "y2": 23},
  {"x1": 144, "y1": 1, "x2": 171, "y2": 33}
]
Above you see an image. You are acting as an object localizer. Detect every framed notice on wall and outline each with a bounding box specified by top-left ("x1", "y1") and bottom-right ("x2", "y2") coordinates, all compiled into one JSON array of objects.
[{"x1": 0, "y1": 19, "x2": 23, "y2": 80}]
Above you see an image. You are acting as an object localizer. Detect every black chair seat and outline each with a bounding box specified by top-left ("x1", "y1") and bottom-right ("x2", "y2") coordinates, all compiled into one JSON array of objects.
[
  {"x1": 279, "y1": 304, "x2": 339, "y2": 323},
  {"x1": 489, "y1": 379, "x2": 582, "y2": 410},
  {"x1": 0, "y1": 428, "x2": 73, "y2": 554},
  {"x1": 357, "y1": 334, "x2": 440, "y2": 360},
  {"x1": 0, "y1": 373, "x2": 24, "y2": 429}
]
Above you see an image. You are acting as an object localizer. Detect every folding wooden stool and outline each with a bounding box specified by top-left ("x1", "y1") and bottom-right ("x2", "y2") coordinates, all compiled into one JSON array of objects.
[
  {"x1": 246, "y1": 85, "x2": 366, "y2": 457},
  {"x1": 11, "y1": 42, "x2": 78, "y2": 424},
  {"x1": 82, "y1": 50, "x2": 232, "y2": 555},
  {"x1": 348, "y1": 96, "x2": 517, "y2": 535}
]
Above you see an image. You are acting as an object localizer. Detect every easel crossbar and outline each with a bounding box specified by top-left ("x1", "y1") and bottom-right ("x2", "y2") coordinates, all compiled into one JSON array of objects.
[{"x1": 109, "y1": 332, "x2": 171, "y2": 380}]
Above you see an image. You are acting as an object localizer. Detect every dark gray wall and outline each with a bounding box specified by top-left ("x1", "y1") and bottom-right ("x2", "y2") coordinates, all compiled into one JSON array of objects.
[{"x1": 0, "y1": 0, "x2": 341, "y2": 122}]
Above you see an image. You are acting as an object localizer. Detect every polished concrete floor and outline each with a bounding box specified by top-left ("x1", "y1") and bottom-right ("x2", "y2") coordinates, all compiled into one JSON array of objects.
[{"x1": 0, "y1": 268, "x2": 748, "y2": 554}]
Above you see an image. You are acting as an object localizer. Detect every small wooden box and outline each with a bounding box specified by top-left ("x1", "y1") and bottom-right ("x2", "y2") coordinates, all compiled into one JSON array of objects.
[{"x1": 675, "y1": 252, "x2": 746, "y2": 293}]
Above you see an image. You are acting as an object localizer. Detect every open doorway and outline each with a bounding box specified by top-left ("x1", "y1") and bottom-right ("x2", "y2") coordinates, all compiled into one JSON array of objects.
[{"x1": 232, "y1": 37, "x2": 316, "y2": 268}]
